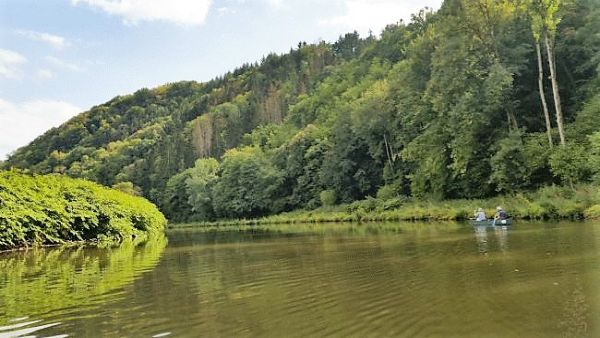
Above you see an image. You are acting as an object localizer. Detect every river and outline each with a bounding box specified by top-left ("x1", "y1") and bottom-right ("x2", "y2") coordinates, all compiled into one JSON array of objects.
[{"x1": 0, "y1": 221, "x2": 598, "y2": 337}]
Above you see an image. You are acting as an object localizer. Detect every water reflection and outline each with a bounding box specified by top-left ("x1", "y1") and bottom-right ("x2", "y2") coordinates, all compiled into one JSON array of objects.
[
  {"x1": 0, "y1": 236, "x2": 166, "y2": 336},
  {"x1": 494, "y1": 225, "x2": 509, "y2": 252},
  {"x1": 2, "y1": 222, "x2": 600, "y2": 337},
  {"x1": 0, "y1": 317, "x2": 62, "y2": 338},
  {"x1": 474, "y1": 225, "x2": 489, "y2": 253},
  {"x1": 473, "y1": 225, "x2": 511, "y2": 254}
]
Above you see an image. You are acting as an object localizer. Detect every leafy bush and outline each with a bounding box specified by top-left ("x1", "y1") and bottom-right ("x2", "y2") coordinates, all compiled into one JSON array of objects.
[
  {"x1": 549, "y1": 144, "x2": 592, "y2": 186},
  {"x1": 585, "y1": 205, "x2": 600, "y2": 219},
  {"x1": 588, "y1": 131, "x2": 600, "y2": 183},
  {"x1": 490, "y1": 133, "x2": 531, "y2": 193},
  {"x1": 346, "y1": 197, "x2": 378, "y2": 213},
  {"x1": 376, "y1": 183, "x2": 401, "y2": 200},
  {"x1": 0, "y1": 171, "x2": 166, "y2": 250},
  {"x1": 319, "y1": 189, "x2": 337, "y2": 207}
]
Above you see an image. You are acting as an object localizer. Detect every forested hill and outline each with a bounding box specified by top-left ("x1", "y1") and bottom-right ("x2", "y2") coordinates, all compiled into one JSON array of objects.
[{"x1": 4, "y1": 0, "x2": 600, "y2": 222}]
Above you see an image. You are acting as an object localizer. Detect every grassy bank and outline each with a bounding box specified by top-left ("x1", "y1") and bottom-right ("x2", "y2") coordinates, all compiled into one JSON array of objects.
[
  {"x1": 177, "y1": 185, "x2": 600, "y2": 228},
  {"x1": 0, "y1": 171, "x2": 166, "y2": 250}
]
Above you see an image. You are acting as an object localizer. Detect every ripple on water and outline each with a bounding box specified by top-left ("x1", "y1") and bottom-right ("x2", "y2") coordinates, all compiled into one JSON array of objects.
[
  {"x1": 2, "y1": 223, "x2": 600, "y2": 337},
  {"x1": 0, "y1": 317, "x2": 64, "y2": 338}
]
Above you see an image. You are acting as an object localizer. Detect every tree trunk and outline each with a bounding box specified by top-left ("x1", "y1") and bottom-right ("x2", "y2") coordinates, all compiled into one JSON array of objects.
[
  {"x1": 383, "y1": 133, "x2": 394, "y2": 171},
  {"x1": 536, "y1": 41, "x2": 553, "y2": 148},
  {"x1": 506, "y1": 108, "x2": 518, "y2": 131},
  {"x1": 544, "y1": 34, "x2": 566, "y2": 145}
]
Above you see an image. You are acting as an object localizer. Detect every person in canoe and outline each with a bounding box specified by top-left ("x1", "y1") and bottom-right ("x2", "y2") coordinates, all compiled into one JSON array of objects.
[
  {"x1": 474, "y1": 208, "x2": 487, "y2": 221},
  {"x1": 494, "y1": 206, "x2": 508, "y2": 223}
]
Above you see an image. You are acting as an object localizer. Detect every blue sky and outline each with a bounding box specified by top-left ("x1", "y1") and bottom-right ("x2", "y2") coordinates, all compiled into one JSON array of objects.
[{"x1": 0, "y1": 0, "x2": 442, "y2": 159}]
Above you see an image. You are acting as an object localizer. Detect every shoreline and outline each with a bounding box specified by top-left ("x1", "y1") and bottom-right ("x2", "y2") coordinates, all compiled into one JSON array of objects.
[{"x1": 171, "y1": 186, "x2": 600, "y2": 228}]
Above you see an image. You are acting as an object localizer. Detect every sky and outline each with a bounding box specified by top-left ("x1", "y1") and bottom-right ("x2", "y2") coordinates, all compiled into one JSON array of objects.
[{"x1": 0, "y1": 0, "x2": 443, "y2": 159}]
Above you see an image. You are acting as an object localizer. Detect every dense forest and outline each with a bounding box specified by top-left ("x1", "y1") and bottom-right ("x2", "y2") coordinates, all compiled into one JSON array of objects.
[{"x1": 3, "y1": 0, "x2": 600, "y2": 222}]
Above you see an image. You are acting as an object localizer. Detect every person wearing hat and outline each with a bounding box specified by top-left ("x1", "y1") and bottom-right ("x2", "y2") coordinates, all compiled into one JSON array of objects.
[
  {"x1": 474, "y1": 208, "x2": 487, "y2": 221},
  {"x1": 494, "y1": 206, "x2": 508, "y2": 221}
]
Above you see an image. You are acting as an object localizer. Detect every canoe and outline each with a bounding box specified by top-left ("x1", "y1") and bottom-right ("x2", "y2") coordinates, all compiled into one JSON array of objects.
[{"x1": 470, "y1": 219, "x2": 512, "y2": 226}]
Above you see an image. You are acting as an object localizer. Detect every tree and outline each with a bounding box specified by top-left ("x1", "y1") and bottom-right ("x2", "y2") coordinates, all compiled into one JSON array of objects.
[
  {"x1": 212, "y1": 147, "x2": 283, "y2": 218},
  {"x1": 185, "y1": 158, "x2": 219, "y2": 220},
  {"x1": 529, "y1": 1, "x2": 555, "y2": 147},
  {"x1": 532, "y1": 0, "x2": 567, "y2": 145},
  {"x1": 320, "y1": 114, "x2": 381, "y2": 203},
  {"x1": 490, "y1": 133, "x2": 532, "y2": 192},
  {"x1": 112, "y1": 181, "x2": 142, "y2": 196},
  {"x1": 588, "y1": 131, "x2": 600, "y2": 183},
  {"x1": 549, "y1": 144, "x2": 590, "y2": 187}
]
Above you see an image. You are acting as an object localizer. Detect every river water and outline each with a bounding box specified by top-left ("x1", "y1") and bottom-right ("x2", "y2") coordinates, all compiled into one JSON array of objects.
[{"x1": 0, "y1": 221, "x2": 598, "y2": 337}]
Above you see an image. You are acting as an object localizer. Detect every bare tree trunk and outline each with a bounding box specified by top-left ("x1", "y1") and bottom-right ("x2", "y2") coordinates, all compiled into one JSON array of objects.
[
  {"x1": 383, "y1": 133, "x2": 394, "y2": 171},
  {"x1": 506, "y1": 109, "x2": 518, "y2": 131},
  {"x1": 536, "y1": 41, "x2": 553, "y2": 148},
  {"x1": 544, "y1": 34, "x2": 566, "y2": 145}
]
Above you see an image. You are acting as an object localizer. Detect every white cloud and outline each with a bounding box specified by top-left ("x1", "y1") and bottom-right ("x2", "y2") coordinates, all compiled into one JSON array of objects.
[
  {"x1": 0, "y1": 98, "x2": 82, "y2": 159},
  {"x1": 37, "y1": 69, "x2": 54, "y2": 80},
  {"x1": 16, "y1": 30, "x2": 70, "y2": 49},
  {"x1": 320, "y1": 0, "x2": 443, "y2": 36},
  {"x1": 45, "y1": 56, "x2": 83, "y2": 72},
  {"x1": 266, "y1": 0, "x2": 282, "y2": 8},
  {"x1": 216, "y1": 6, "x2": 235, "y2": 15},
  {"x1": 0, "y1": 49, "x2": 27, "y2": 79},
  {"x1": 71, "y1": 0, "x2": 212, "y2": 26}
]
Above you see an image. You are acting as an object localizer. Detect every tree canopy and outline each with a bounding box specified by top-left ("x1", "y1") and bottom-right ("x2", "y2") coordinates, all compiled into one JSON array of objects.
[{"x1": 4, "y1": 0, "x2": 600, "y2": 221}]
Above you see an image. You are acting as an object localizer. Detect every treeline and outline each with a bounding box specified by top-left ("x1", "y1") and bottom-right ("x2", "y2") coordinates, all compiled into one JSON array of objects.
[
  {"x1": 4, "y1": 0, "x2": 600, "y2": 222},
  {"x1": 5, "y1": 42, "x2": 339, "y2": 208},
  {"x1": 0, "y1": 171, "x2": 166, "y2": 249}
]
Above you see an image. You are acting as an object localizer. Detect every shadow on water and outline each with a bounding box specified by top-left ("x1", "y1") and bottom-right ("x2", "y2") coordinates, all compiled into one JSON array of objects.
[{"x1": 0, "y1": 236, "x2": 167, "y2": 337}]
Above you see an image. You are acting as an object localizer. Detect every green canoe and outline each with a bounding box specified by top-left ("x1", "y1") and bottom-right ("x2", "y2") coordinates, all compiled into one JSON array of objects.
[{"x1": 470, "y1": 219, "x2": 512, "y2": 226}]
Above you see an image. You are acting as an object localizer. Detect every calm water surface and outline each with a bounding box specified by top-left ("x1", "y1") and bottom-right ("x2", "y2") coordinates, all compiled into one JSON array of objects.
[{"x1": 1, "y1": 221, "x2": 599, "y2": 337}]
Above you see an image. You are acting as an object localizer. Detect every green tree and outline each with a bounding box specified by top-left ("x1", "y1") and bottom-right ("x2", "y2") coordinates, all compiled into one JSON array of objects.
[
  {"x1": 529, "y1": 0, "x2": 567, "y2": 144},
  {"x1": 185, "y1": 158, "x2": 219, "y2": 220},
  {"x1": 549, "y1": 144, "x2": 591, "y2": 187},
  {"x1": 212, "y1": 147, "x2": 283, "y2": 218},
  {"x1": 490, "y1": 133, "x2": 532, "y2": 193}
]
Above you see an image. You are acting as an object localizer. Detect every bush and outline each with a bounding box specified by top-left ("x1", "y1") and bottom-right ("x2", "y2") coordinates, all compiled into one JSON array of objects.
[
  {"x1": 320, "y1": 189, "x2": 337, "y2": 207},
  {"x1": 549, "y1": 144, "x2": 592, "y2": 187},
  {"x1": 112, "y1": 181, "x2": 142, "y2": 196},
  {"x1": 376, "y1": 183, "x2": 400, "y2": 200},
  {"x1": 0, "y1": 171, "x2": 166, "y2": 250},
  {"x1": 588, "y1": 132, "x2": 600, "y2": 183},
  {"x1": 490, "y1": 133, "x2": 531, "y2": 193},
  {"x1": 382, "y1": 197, "x2": 405, "y2": 210},
  {"x1": 585, "y1": 205, "x2": 600, "y2": 219}
]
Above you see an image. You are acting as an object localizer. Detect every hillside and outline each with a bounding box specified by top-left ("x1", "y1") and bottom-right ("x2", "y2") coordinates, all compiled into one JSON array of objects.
[{"x1": 4, "y1": 0, "x2": 600, "y2": 222}]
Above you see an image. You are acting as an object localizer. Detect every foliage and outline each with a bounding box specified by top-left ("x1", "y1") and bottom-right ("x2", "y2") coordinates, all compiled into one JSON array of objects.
[
  {"x1": 319, "y1": 190, "x2": 337, "y2": 207},
  {"x1": 549, "y1": 144, "x2": 592, "y2": 186},
  {"x1": 588, "y1": 131, "x2": 600, "y2": 183},
  {"x1": 185, "y1": 158, "x2": 220, "y2": 220},
  {"x1": 490, "y1": 133, "x2": 532, "y2": 193},
  {"x1": 212, "y1": 147, "x2": 283, "y2": 218},
  {"x1": 3, "y1": 0, "x2": 600, "y2": 222},
  {"x1": 0, "y1": 171, "x2": 166, "y2": 250},
  {"x1": 195, "y1": 184, "x2": 600, "y2": 227},
  {"x1": 112, "y1": 181, "x2": 142, "y2": 196}
]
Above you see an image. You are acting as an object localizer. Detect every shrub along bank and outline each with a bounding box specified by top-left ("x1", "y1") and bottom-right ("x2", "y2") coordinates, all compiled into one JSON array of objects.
[
  {"x1": 0, "y1": 171, "x2": 166, "y2": 250},
  {"x1": 185, "y1": 185, "x2": 600, "y2": 227}
]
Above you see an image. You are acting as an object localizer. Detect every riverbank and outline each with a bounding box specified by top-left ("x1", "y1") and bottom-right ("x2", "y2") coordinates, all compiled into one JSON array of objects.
[
  {"x1": 174, "y1": 185, "x2": 600, "y2": 227},
  {"x1": 0, "y1": 171, "x2": 166, "y2": 250}
]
